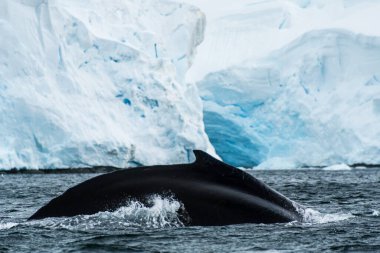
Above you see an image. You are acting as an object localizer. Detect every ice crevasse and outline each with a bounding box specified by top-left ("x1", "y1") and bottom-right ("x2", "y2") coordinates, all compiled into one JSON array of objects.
[{"x1": 0, "y1": 0, "x2": 215, "y2": 169}]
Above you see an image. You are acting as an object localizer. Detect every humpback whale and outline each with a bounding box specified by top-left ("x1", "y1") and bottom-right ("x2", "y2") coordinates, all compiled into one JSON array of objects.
[{"x1": 29, "y1": 150, "x2": 304, "y2": 225}]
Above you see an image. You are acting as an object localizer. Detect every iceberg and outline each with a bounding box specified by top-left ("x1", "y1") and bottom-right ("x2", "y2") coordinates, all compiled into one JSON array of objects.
[
  {"x1": 0, "y1": 0, "x2": 214, "y2": 169},
  {"x1": 2, "y1": 0, "x2": 380, "y2": 169},
  {"x1": 199, "y1": 30, "x2": 380, "y2": 168},
  {"x1": 180, "y1": 0, "x2": 380, "y2": 168}
]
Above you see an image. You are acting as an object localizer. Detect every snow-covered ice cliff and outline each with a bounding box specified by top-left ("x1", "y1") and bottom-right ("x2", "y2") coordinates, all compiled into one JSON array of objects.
[
  {"x1": 182, "y1": 0, "x2": 380, "y2": 168},
  {"x1": 0, "y1": 0, "x2": 213, "y2": 169},
  {"x1": 200, "y1": 30, "x2": 380, "y2": 168}
]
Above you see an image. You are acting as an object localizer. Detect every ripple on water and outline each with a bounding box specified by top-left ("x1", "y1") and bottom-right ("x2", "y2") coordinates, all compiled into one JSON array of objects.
[{"x1": 0, "y1": 169, "x2": 379, "y2": 252}]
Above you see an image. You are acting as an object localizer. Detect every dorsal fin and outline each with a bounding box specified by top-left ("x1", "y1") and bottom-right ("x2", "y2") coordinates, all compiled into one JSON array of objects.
[
  {"x1": 193, "y1": 150, "x2": 221, "y2": 165},
  {"x1": 192, "y1": 150, "x2": 253, "y2": 181},
  {"x1": 193, "y1": 150, "x2": 238, "y2": 173}
]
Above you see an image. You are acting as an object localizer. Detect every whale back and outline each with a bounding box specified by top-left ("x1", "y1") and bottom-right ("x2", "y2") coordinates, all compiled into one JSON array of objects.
[
  {"x1": 192, "y1": 150, "x2": 301, "y2": 219},
  {"x1": 29, "y1": 150, "x2": 303, "y2": 225}
]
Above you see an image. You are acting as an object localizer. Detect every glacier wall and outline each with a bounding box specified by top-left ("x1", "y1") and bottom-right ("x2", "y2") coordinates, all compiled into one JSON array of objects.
[
  {"x1": 0, "y1": 0, "x2": 214, "y2": 169},
  {"x1": 200, "y1": 30, "x2": 380, "y2": 168},
  {"x1": 179, "y1": 0, "x2": 380, "y2": 168}
]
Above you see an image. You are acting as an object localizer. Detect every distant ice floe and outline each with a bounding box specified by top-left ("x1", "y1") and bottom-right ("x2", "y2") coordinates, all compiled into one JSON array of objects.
[{"x1": 322, "y1": 164, "x2": 351, "y2": 171}]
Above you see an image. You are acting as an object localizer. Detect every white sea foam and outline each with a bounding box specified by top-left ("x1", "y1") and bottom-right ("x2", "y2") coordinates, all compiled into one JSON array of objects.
[
  {"x1": 0, "y1": 222, "x2": 18, "y2": 230},
  {"x1": 292, "y1": 201, "x2": 354, "y2": 224},
  {"x1": 299, "y1": 208, "x2": 354, "y2": 224},
  {"x1": 372, "y1": 210, "x2": 379, "y2": 216},
  {"x1": 33, "y1": 195, "x2": 185, "y2": 230}
]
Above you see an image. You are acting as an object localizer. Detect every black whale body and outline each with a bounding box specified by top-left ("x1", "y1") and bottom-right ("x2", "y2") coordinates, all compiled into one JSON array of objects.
[{"x1": 29, "y1": 150, "x2": 303, "y2": 225}]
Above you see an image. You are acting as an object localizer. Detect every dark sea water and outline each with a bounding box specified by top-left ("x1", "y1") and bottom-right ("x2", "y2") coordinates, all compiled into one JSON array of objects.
[{"x1": 1, "y1": 169, "x2": 379, "y2": 252}]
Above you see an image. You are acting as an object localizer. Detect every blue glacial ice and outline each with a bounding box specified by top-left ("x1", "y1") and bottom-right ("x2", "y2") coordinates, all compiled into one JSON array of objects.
[{"x1": 199, "y1": 30, "x2": 380, "y2": 168}]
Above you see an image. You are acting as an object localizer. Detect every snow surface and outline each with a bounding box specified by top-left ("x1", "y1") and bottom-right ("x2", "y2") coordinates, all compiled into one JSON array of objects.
[
  {"x1": 182, "y1": 0, "x2": 380, "y2": 82},
  {"x1": 0, "y1": 0, "x2": 214, "y2": 169},
  {"x1": 181, "y1": 0, "x2": 380, "y2": 168}
]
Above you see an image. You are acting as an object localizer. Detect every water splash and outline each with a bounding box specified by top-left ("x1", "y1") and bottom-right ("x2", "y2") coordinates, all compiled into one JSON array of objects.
[
  {"x1": 31, "y1": 195, "x2": 186, "y2": 230},
  {"x1": 0, "y1": 222, "x2": 18, "y2": 230},
  {"x1": 298, "y1": 207, "x2": 354, "y2": 224},
  {"x1": 292, "y1": 201, "x2": 354, "y2": 224}
]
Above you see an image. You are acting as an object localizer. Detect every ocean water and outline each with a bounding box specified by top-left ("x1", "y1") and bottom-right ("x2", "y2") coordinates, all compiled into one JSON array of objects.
[{"x1": 1, "y1": 169, "x2": 379, "y2": 252}]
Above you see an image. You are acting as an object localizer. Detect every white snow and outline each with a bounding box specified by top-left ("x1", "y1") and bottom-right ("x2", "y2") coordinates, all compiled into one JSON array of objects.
[
  {"x1": 182, "y1": 0, "x2": 380, "y2": 82},
  {"x1": 0, "y1": 0, "x2": 214, "y2": 169}
]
